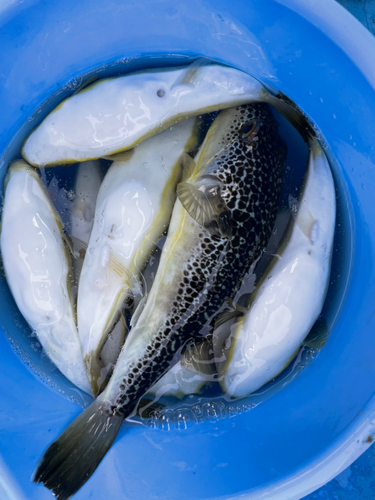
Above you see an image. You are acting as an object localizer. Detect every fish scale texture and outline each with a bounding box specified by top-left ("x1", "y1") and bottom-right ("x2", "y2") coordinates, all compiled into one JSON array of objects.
[{"x1": 113, "y1": 102, "x2": 287, "y2": 413}]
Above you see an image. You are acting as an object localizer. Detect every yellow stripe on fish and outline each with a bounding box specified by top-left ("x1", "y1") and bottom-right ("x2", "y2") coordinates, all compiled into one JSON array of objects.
[
  {"x1": 33, "y1": 103, "x2": 287, "y2": 499},
  {"x1": 0, "y1": 160, "x2": 92, "y2": 395},
  {"x1": 219, "y1": 140, "x2": 336, "y2": 398},
  {"x1": 22, "y1": 61, "x2": 312, "y2": 167},
  {"x1": 77, "y1": 117, "x2": 200, "y2": 396}
]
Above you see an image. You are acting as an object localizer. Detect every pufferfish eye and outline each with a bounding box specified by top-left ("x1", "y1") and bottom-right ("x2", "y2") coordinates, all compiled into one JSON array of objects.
[
  {"x1": 157, "y1": 89, "x2": 166, "y2": 97},
  {"x1": 241, "y1": 121, "x2": 257, "y2": 137}
]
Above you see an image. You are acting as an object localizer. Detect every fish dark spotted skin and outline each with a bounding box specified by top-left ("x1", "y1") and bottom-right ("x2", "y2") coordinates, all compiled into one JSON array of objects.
[
  {"x1": 102, "y1": 102, "x2": 286, "y2": 415},
  {"x1": 32, "y1": 104, "x2": 287, "y2": 499}
]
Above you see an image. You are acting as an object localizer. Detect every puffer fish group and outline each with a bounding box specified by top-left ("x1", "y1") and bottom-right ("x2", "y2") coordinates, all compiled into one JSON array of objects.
[{"x1": 0, "y1": 61, "x2": 335, "y2": 500}]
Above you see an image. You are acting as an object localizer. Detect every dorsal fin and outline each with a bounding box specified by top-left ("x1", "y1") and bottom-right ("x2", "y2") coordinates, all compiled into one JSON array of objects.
[{"x1": 171, "y1": 58, "x2": 210, "y2": 89}]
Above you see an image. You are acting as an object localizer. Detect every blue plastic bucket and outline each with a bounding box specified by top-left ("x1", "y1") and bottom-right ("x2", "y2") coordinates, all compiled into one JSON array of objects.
[{"x1": 1, "y1": 0, "x2": 375, "y2": 499}]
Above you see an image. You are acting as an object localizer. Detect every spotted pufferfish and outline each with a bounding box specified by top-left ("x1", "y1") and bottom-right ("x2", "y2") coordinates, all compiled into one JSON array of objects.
[{"x1": 33, "y1": 102, "x2": 287, "y2": 500}]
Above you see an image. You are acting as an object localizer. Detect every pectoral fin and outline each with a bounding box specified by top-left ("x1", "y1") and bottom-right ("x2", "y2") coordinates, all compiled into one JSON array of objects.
[
  {"x1": 177, "y1": 176, "x2": 233, "y2": 238},
  {"x1": 297, "y1": 211, "x2": 319, "y2": 244},
  {"x1": 289, "y1": 192, "x2": 320, "y2": 245},
  {"x1": 70, "y1": 235, "x2": 88, "y2": 256},
  {"x1": 62, "y1": 233, "x2": 88, "y2": 260},
  {"x1": 181, "y1": 335, "x2": 217, "y2": 376},
  {"x1": 212, "y1": 296, "x2": 248, "y2": 330},
  {"x1": 179, "y1": 152, "x2": 196, "y2": 181},
  {"x1": 107, "y1": 248, "x2": 143, "y2": 298}
]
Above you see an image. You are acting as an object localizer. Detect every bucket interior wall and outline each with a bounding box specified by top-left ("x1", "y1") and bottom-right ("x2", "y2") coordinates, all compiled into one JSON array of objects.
[{"x1": 1, "y1": 1, "x2": 375, "y2": 499}]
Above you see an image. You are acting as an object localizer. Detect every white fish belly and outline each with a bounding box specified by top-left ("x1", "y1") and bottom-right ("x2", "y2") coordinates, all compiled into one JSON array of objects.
[
  {"x1": 0, "y1": 163, "x2": 91, "y2": 395},
  {"x1": 22, "y1": 65, "x2": 264, "y2": 166},
  {"x1": 221, "y1": 141, "x2": 336, "y2": 398},
  {"x1": 77, "y1": 119, "x2": 198, "y2": 363},
  {"x1": 77, "y1": 179, "x2": 154, "y2": 356},
  {"x1": 147, "y1": 361, "x2": 213, "y2": 399}
]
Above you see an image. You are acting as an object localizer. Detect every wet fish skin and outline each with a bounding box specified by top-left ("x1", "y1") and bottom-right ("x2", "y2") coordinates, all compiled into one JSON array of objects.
[
  {"x1": 106, "y1": 103, "x2": 287, "y2": 410},
  {"x1": 0, "y1": 160, "x2": 92, "y2": 395},
  {"x1": 22, "y1": 61, "x2": 309, "y2": 167},
  {"x1": 33, "y1": 103, "x2": 286, "y2": 499},
  {"x1": 219, "y1": 140, "x2": 336, "y2": 398},
  {"x1": 22, "y1": 63, "x2": 267, "y2": 166},
  {"x1": 146, "y1": 335, "x2": 217, "y2": 398},
  {"x1": 176, "y1": 103, "x2": 288, "y2": 340},
  {"x1": 155, "y1": 143, "x2": 335, "y2": 401},
  {"x1": 76, "y1": 118, "x2": 199, "y2": 396}
]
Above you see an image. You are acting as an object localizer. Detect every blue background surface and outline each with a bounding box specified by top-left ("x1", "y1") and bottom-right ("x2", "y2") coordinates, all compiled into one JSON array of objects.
[
  {"x1": 303, "y1": 444, "x2": 375, "y2": 499},
  {"x1": 337, "y1": 0, "x2": 375, "y2": 36},
  {"x1": 1, "y1": 0, "x2": 375, "y2": 499},
  {"x1": 302, "y1": 5, "x2": 375, "y2": 500}
]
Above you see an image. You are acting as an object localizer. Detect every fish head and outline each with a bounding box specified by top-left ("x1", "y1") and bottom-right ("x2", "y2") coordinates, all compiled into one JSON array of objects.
[
  {"x1": 197, "y1": 104, "x2": 285, "y2": 173},
  {"x1": 114, "y1": 67, "x2": 195, "y2": 122},
  {"x1": 177, "y1": 103, "x2": 287, "y2": 240}
]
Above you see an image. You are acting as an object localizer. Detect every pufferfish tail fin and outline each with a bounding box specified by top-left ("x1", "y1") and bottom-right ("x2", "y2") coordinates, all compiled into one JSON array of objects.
[{"x1": 33, "y1": 398, "x2": 124, "y2": 500}]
